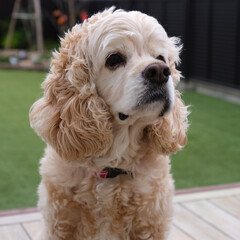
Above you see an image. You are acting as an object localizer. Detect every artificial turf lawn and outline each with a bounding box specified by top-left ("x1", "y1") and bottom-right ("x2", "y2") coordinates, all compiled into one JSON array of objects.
[
  {"x1": 0, "y1": 70, "x2": 45, "y2": 210},
  {"x1": 171, "y1": 91, "x2": 240, "y2": 189},
  {"x1": 0, "y1": 69, "x2": 239, "y2": 210}
]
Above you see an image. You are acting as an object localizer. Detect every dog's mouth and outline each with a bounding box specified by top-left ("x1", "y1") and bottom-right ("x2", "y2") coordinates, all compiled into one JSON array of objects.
[
  {"x1": 137, "y1": 86, "x2": 171, "y2": 112},
  {"x1": 138, "y1": 92, "x2": 167, "y2": 106},
  {"x1": 118, "y1": 97, "x2": 170, "y2": 121},
  {"x1": 118, "y1": 78, "x2": 174, "y2": 121}
]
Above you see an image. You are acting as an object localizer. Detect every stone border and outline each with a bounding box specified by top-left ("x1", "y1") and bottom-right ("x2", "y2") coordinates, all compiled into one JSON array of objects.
[{"x1": 0, "y1": 63, "x2": 48, "y2": 71}]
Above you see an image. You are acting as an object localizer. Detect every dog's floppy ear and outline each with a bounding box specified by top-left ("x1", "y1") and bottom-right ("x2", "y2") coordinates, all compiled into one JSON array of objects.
[
  {"x1": 147, "y1": 37, "x2": 189, "y2": 155},
  {"x1": 167, "y1": 37, "x2": 182, "y2": 86},
  {"x1": 29, "y1": 25, "x2": 113, "y2": 163}
]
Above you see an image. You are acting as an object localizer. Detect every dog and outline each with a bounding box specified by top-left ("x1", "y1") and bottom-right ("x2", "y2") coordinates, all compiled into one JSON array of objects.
[{"x1": 30, "y1": 7, "x2": 189, "y2": 240}]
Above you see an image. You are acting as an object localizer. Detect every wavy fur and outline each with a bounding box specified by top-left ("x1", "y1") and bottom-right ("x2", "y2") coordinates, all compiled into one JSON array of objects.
[
  {"x1": 30, "y1": 23, "x2": 113, "y2": 164},
  {"x1": 30, "y1": 8, "x2": 189, "y2": 240}
]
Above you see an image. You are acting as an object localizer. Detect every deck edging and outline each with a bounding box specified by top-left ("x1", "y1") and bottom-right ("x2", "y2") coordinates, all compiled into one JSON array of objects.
[{"x1": 0, "y1": 182, "x2": 240, "y2": 217}]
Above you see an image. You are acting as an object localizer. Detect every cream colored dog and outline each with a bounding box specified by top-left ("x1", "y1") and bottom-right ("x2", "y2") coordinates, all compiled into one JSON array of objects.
[{"x1": 30, "y1": 8, "x2": 189, "y2": 240}]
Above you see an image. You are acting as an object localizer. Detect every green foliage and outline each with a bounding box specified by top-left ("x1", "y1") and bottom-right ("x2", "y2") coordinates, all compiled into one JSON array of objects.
[
  {"x1": 0, "y1": 20, "x2": 28, "y2": 49},
  {"x1": 1, "y1": 29, "x2": 28, "y2": 49},
  {"x1": 0, "y1": 56, "x2": 9, "y2": 63},
  {"x1": 44, "y1": 39, "x2": 59, "y2": 51},
  {"x1": 0, "y1": 20, "x2": 9, "y2": 48}
]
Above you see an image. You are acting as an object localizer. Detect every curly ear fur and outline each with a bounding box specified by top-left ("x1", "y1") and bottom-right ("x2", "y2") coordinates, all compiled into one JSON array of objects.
[
  {"x1": 147, "y1": 37, "x2": 189, "y2": 155},
  {"x1": 168, "y1": 37, "x2": 183, "y2": 86},
  {"x1": 30, "y1": 24, "x2": 113, "y2": 163}
]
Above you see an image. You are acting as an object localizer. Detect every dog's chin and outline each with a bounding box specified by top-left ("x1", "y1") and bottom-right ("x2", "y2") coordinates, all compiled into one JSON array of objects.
[
  {"x1": 137, "y1": 78, "x2": 175, "y2": 118},
  {"x1": 146, "y1": 98, "x2": 173, "y2": 118},
  {"x1": 117, "y1": 98, "x2": 173, "y2": 123},
  {"x1": 137, "y1": 90, "x2": 174, "y2": 116},
  {"x1": 117, "y1": 81, "x2": 175, "y2": 122}
]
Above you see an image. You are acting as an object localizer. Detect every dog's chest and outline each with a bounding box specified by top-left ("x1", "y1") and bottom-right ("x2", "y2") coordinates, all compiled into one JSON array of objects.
[
  {"x1": 77, "y1": 179, "x2": 146, "y2": 239},
  {"x1": 74, "y1": 172, "x2": 167, "y2": 240}
]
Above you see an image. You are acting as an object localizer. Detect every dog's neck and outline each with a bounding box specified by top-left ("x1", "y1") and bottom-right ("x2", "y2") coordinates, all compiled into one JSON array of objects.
[{"x1": 93, "y1": 118, "x2": 149, "y2": 171}]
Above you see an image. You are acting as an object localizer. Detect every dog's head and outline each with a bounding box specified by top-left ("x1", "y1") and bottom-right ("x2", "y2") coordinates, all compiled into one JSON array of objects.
[
  {"x1": 30, "y1": 8, "x2": 188, "y2": 165},
  {"x1": 88, "y1": 10, "x2": 179, "y2": 123}
]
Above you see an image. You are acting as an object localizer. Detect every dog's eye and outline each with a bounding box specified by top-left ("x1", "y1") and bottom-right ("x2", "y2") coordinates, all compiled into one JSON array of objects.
[
  {"x1": 156, "y1": 55, "x2": 165, "y2": 62},
  {"x1": 106, "y1": 53, "x2": 125, "y2": 69}
]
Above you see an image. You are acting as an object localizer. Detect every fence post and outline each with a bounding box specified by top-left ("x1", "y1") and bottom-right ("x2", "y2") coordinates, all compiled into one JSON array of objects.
[
  {"x1": 68, "y1": 0, "x2": 75, "y2": 28},
  {"x1": 33, "y1": 0, "x2": 44, "y2": 55}
]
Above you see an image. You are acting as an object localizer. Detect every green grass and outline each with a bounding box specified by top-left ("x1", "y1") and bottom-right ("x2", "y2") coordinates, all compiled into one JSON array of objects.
[
  {"x1": 0, "y1": 69, "x2": 240, "y2": 210},
  {"x1": 172, "y1": 91, "x2": 240, "y2": 189},
  {"x1": 0, "y1": 70, "x2": 45, "y2": 210}
]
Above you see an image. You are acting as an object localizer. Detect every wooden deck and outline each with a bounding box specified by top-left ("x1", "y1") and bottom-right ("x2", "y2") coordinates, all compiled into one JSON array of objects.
[{"x1": 0, "y1": 185, "x2": 240, "y2": 240}]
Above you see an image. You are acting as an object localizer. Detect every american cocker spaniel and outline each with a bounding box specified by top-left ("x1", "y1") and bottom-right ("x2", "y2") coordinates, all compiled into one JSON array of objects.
[{"x1": 30, "y1": 7, "x2": 189, "y2": 240}]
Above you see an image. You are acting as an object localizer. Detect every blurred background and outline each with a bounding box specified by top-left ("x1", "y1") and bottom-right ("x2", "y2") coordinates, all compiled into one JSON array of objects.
[{"x1": 0, "y1": 0, "x2": 239, "y2": 211}]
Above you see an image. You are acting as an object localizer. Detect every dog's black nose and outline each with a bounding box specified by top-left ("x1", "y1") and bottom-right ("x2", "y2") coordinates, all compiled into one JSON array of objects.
[{"x1": 142, "y1": 63, "x2": 171, "y2": 84}]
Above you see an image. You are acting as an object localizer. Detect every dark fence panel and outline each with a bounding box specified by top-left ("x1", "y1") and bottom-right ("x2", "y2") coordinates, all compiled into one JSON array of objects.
[
  {"x1": 238, "y1": 1, "x2": 240, "y2": 87},
  {"x1": 210, "y1": 0, "x2": 238, "y2": 87},
  {"x1": 191, "y1": 0, "x2": 211, "y2": 80},
  {"x1": 165, "y1": 0, "x2": 188, "y2": 77}
]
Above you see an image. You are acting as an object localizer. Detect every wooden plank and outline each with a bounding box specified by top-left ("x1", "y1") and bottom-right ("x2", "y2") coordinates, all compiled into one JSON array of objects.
[
  {"x1": 68, "y1": 0, "x2": 75, "y2": 27},
  {"x1": 0, "y1": 224, "x2": 30, "y2": 240},
  {"x1": 182, "y1": 200, "x2": 240, "y2": 240},
  {"x1": 0, "y1": 212, "x2": 41, "y2": 226},
  {"x1": 173, "y1": 204, "x2": 231, "y2": 240},
  {"x1": 13, "y1": 13, "x2": 36, "y2": 20},
  {"x1": 174, "y1": 188, "x2": 240, "y2": 203},
  {"x1": 168, "y1": 225, "x2": 193, "y2": 240},
  {"x1": 210, "y1": 196, "x2": 240, "y2": 219},
  {"x1": 235, "y1": 195, "x2": 240, "y2": 201},
  {"x1": 22, "y1": 221, "x2": 41, "y2": 240},
  {"x1": 33, "y1": 0, "x2": 44, "y2": 54}
]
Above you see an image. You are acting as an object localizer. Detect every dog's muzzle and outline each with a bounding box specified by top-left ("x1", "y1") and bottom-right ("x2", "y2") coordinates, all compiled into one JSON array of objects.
[{"x1": 136, "y1": 63, "x2": 172, "y2": 110}]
